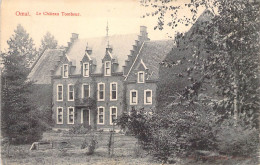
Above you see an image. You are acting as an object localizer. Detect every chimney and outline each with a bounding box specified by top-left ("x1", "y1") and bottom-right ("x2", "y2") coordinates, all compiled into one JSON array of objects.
[
  {"x1": 140, "y1": 26, "x2": 147, "y2": 36},
  {"x1": 139, "y1": 26, "x2": 149, "y2": 42},
  {"x1": 67, "y1": 42, "x2": 71, "y2": 47},
  {"x1": 85, "y1": 46, "x2": 92, "y2": 55}
]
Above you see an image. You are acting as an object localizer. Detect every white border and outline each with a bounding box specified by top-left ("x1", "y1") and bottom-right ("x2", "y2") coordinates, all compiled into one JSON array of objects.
[
  {"x1": 57, "y1": 84, "x2": 63, "y2": 101},
  {"x1": 130, "y1": 89, "x2": 138, "y2": 105},
  {"x1": 137, "y1": 71, "x2": 145, "y2": 83},
  {"x1": 110, "y1": 106, "x2": 117, "y2": 125},
  {"x1": 97, "y1": 82, "x2": 105, "y2": 101},
  {"x1": 81, "y1": 109, "x2": 91, "y2": 125},
  {"x1": 83, "y1": 62, "x2": 90, "y2": 77},
  {"x1": 82, "y1": 84, "x2": 90, "y2": 98},
  {"x1": 104, "y1": 61, "x2": 111, "y2": 76},
  {"x1": 63, "y1": 64, "x2": 69, "y2": 78},
  {"x1": 144, "y1": 89, "x2": 152, "y2": 105},
  {"x1": 97, "y1": 106, "x2": 105, "y2": 125},
  {"x1": 67, "y1": 107, "x2": 75, "y2": 124},
  {"x1": 110, "y1": 82, "x2": 117, "y2": 101},
  {"x1": 68, "y1": 84, "x2": 74, "y2": 101},
  {"x1": 56, "y1": 107, "x2": 63, "y2": 124}
]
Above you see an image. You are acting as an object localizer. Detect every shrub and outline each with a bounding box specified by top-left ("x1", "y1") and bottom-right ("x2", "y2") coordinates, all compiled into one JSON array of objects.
[
  {"x1": 216, "y1": 117, "x2": 259, "y2": 157},
  {"x1": 68, "y1": 124, "x2": 91, "y2": 134},
  {"x1": 117, "y1": 105, "x2": 220, "y2": 161}
]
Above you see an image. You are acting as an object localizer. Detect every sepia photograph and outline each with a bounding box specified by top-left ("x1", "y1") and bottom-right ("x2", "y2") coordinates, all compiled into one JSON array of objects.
[{"x1": 0, "y1": 0, "x2": 259, "y2": 164}]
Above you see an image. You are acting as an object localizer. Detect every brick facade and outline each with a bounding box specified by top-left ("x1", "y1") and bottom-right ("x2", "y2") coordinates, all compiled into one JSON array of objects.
[{"x1": 46, "y1": 26, "x2": 174, "y2": 130}]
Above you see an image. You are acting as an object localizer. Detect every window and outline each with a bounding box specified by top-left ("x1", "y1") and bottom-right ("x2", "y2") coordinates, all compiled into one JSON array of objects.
[
  {"x1": 67, "y1": 107, "x2": 74, "y2": 124},
  {"x1": 97, "y1": 107, "x2": 105, "y2": 124},
  {"x1": 57, "y1": 84, "x2": 63, "y2": 101},
  {"x1": 110, "y1": 82, "x2": 117, "y2": 100},
  {"x1": 83, "y1": 62, "x2": 89, "y2": 77},
  {"x1": 68, "y1": 84, "x2": 74, "y2": 101},
  {"x1": 104, "y1": 61, "x2": 111, "y2": 76},
  {"x1": 98, "y1": 83, "x2": 105, "y2": 101},
  {"x1": 137, "y1": 71, "x2": 145, "y2": 83},
  {"x1": 57, "y1": 107, "x2": 63, "y2": 124},
  {"x1": 130, "y1": 90, "x2": 138, "y2": 105},
  {"x1": 63, "y1": 64, "x2": 68, "y2": 78},
  {"x1": 110, "y1": 106, "x2": 117, "y2": 125},
  {"x1": 82, "y1": 84, "x2": 90, "y2": 98},
  {"x1": 144, "y1": 90, "x2": 152, "y2": 104}
]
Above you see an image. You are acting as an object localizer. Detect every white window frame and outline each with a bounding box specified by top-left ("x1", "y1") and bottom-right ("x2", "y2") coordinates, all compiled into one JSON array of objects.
[
  {"x1": 97, "y1": 106, "x2": 105, "y2": 125},
  {"x1": 68, "y1": 84, "x2": 74, "y2": 101},
  {"x1": 82, "y1": 84, "x2": 90, "y2": 98},
  {"x1": 137, "y1": 71, "x2": 145, "y2": 83},
  {"x1": 144, "y1": 89, "x2": 153, "y2": 105},
  {"x1": 130, "y1": 90, "x2": 138, "y2": 105},
  {"x1": 110, "y1": 82, "x2": 117, "y2": 101},
  {"x1": 97, "y1": 83, "x2": 105, "y2": 101},
  {"x1": 63, "y1": 64, "x2": 69, "y2": 78},
  {"x1": 56, "y1": 107, "x2": 63, "y2": 124},
  {"x1": 110, "y1": 106, "x2": 117, "y2": 125},
  {"x1": 80, "y1": 109, "x2": 91, "y2": 125},
  {"x1": 67, "y1": 107, "x2": 75, "y2": 124},
  {"x1": 57, "y1": 84, "x2": 63, "y2": 101},
  {"x1": 104, "y1": 61, "x2": 111, "y2": 76},
  {"x1": 83, "y1": 62, "x2": 90, "y2": 77}
]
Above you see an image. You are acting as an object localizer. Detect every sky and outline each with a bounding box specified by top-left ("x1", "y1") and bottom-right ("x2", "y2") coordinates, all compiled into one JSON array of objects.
[{"x1": 0, "y1": 0, "x2": 199, "y2": 51}]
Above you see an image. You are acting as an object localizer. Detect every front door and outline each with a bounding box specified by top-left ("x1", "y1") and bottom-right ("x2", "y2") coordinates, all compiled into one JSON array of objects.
[{"x1": 82, "y1": 109, "x2": 90, "y2": 128}]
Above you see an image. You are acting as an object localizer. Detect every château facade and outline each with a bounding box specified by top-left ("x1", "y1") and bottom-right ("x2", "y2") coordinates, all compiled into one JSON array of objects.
[{"x1": 29, "y1": 26, "x2": 174, "y2": 130}]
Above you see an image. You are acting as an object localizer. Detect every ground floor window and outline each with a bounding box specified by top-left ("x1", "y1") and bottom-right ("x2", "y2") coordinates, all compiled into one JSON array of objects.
[
  {"x1": 110, "y1": 106, "x2": 117, "y2": 125},
  {"x1": 67, "y1": 107, "x2": 74, "y2": 124},
  {"x1": 57, "y1": 107, "x2": 63, "y2": 124},
  {"x1": 98, "y1": 107, "x2": 105, "y2": 124}
]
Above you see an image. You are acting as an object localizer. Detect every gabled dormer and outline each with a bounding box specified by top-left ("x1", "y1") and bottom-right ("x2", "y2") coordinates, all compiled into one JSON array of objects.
[
  {"x1": 81, "y1": 46, "x2": 93, "y2": 77},
  {"x1": 135, "y1": 59, "x2": 148, "y2": 83},
  {"x1": 102, "y1": 47, "x2": 117, "y2": 76},
  {"x1": 60, "y1": 55, "x2": 72, "y2": 78}
]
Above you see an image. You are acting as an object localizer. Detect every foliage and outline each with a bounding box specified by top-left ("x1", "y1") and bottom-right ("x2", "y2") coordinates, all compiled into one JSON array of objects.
[
  {"x1": 39, "y1": 32, "x2": 58, "y2": 53},
  {"x1": 143, "y1": 0, "x2": 260, "y2": 127},
  {"x1": 81, "y1": 134, "x2": 98, "y2": 155},
  {"x1": 117, "y1": 108, "x2": 153, "y2": 146},
  {"x1": 216, "y1": 117, "x2": 259, "y2": 156},
  {"x1": 1, "y1": 24, "x2": 44, "y2": 144},
  {"x1": 1, "y1": 53, "x2": 43, "y2": 144},
  {"x1": 69, "y1": 124, "x2": 91, "y2": 134},
  {"x1": 6, "y1": 24, "x2": 37, "y2": 68}
]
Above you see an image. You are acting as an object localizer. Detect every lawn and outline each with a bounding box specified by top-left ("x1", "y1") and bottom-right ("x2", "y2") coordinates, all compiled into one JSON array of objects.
[
  {"x1": 1, "y1": 131, "x2": 258, "y2": 165},
  {"x1": 1, "y1": 131, "x2": 160, "y2": 165}
]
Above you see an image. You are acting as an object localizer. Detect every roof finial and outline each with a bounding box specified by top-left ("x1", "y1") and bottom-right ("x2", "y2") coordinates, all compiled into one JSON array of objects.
[{"x1": 106, "y1": 21, "x2": 110, "y2": 48}]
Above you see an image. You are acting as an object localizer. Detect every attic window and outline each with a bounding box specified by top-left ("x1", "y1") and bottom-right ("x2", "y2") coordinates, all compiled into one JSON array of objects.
[
  {"x1": 83, "y1": 62, "x2": 89, "y2": 77},
  {"x1": 104, "y1": 61, "x2": 111, "y2": 76},
  {"x1": 63, "y1": 64, "x2": 68, "y2": 78},
  {"x1": 137, "y1": 71, "x2": 145, "y2": 83}
]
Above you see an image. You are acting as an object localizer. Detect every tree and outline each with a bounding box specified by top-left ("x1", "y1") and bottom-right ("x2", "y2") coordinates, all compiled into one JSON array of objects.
[
  {"x1": 143, "y1": 0, "x2": 260, "y2": 127},
  {"x1": 1, "y1": 27, "x2": 43, "y2": 144},
  {"x1": 39, "y1": 32, "x2": 58, "y2": 53},
  {"x1": 7, "y1": 24, "x2": 37, "y2": 68}
]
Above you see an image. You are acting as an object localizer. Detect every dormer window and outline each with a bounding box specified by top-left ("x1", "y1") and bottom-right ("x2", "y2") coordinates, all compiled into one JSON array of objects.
[
  {"x1": 83, "y1": 62, "x2": 89, "y2": 77},
  {"x1": 137, "y1": 71, "x2": 145, "y2": 83},
  {"x1": 104, "y1": 61, "x2": 111, "y2": 76},
  {"x1": 63, "y1": 64, "x2": 68, "y2": 78}
]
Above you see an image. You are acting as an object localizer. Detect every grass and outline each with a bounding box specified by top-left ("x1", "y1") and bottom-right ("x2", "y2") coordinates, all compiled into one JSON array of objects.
[
  {"x1": 1, "y1": 131, "x2": 258, "y2": 165},
  {"x1": 1, "y1": 131, "x2": 159, "y2": 165}
]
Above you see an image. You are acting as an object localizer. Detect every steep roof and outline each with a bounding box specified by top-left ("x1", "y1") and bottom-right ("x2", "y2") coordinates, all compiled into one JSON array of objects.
[
  {"x1": 28, "y1": 49, "x2": 64, "y2": 84},
  {"x1": 126, "y1": 39, "x2": 174, "y2": 81},
  {"x1": 66, "y1": 34, "x2": 139, "y2": 74}
]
